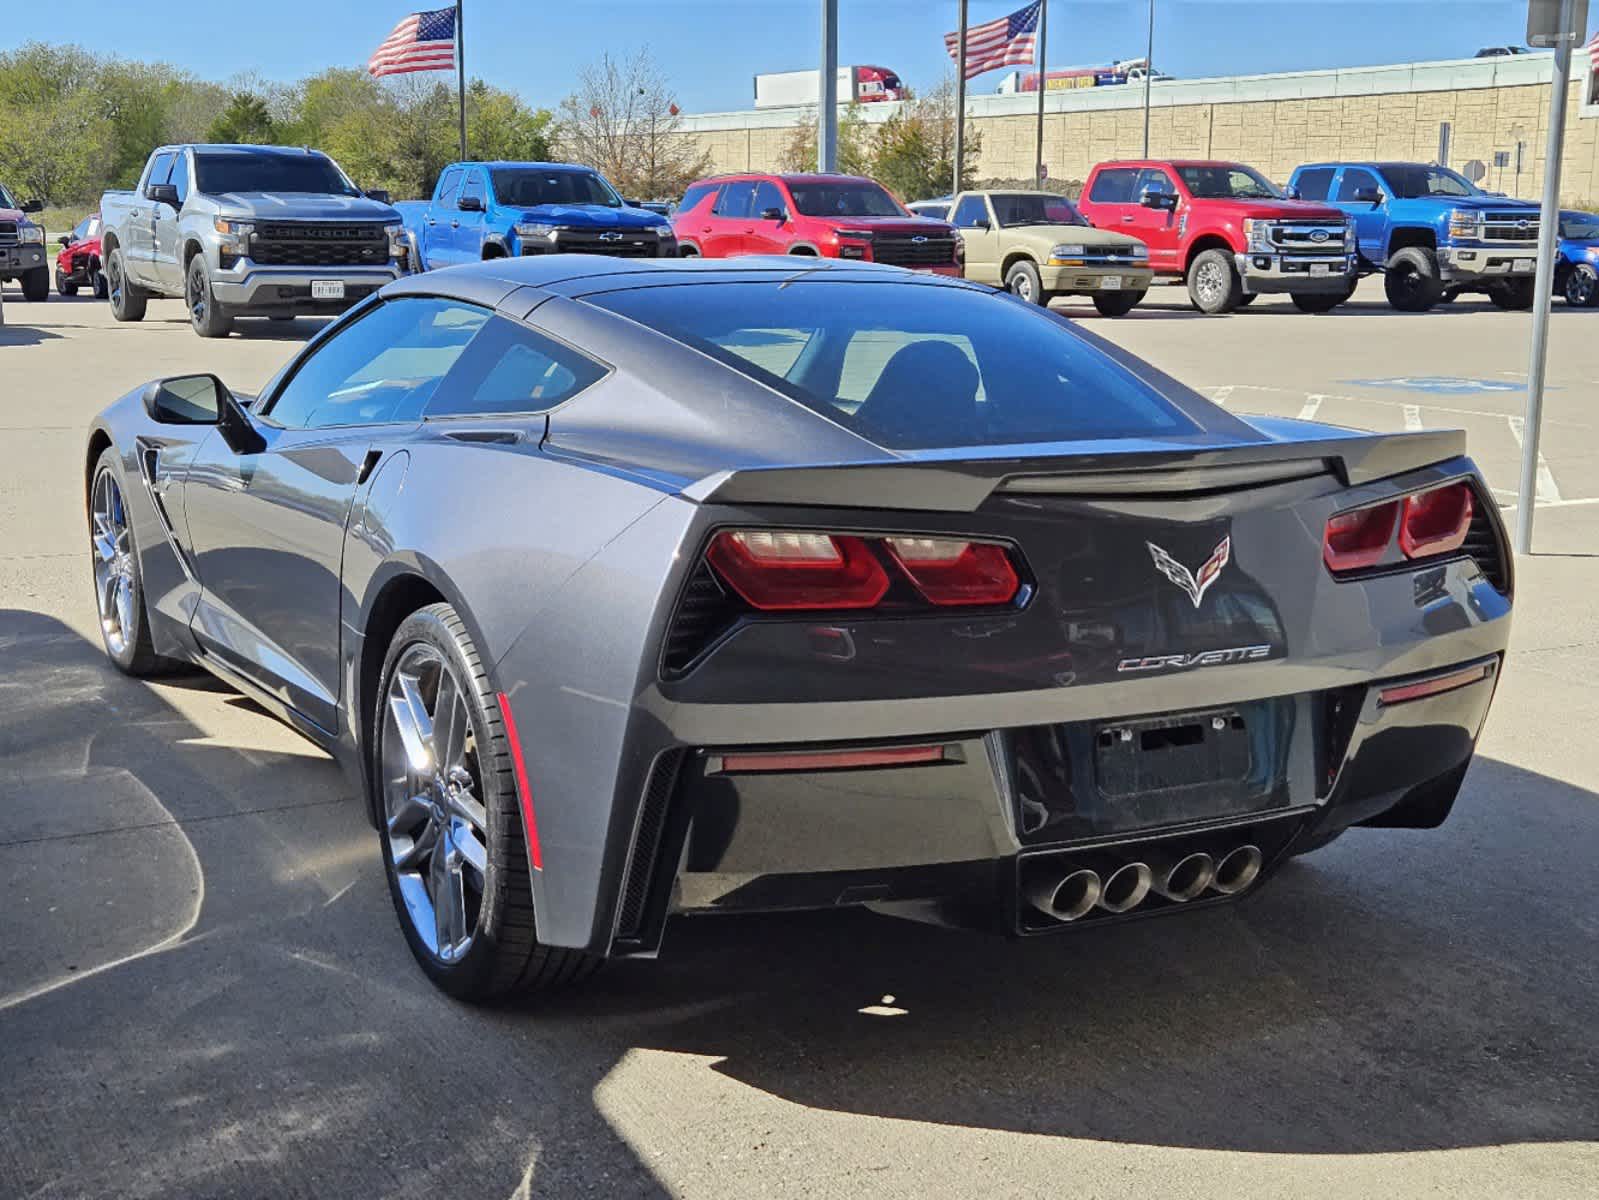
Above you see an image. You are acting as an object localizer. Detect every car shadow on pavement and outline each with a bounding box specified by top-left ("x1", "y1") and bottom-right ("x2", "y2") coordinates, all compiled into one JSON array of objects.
[
  {"x1": 0, "y1": 324, "x2": 63, "y2": 345},
  {"x1": 1, "y1": 608, "x2": 1595, "y2": 1199}
]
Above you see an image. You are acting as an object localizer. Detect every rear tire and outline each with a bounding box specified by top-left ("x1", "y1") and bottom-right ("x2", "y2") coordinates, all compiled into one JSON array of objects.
[
  {"x1": 1186, "y1": 248, "x2": 1241, "y2": 314},
  {"x1": 1489, "y1": 277, "x2": 1536, "y2": 310},
  {"x1": 1290, "y1": 288, "x2": 1352, "y2": 314},
  {"x1": 1004, "y1": 259, "x2": 1046, "y2": 305},
  {"x1": 1383, "y1": 246, "x2": 1443, "y2": 312},
  {"x1": 1092, "y1": 290, "x2": 1141, "y2": 316},
  {"x1": 56, "y1": 269, "x2": 78, "y2": 297},
  {"x1": 186, "y1": 255, "x2": 233, "y2": 338},
  {"x1": 375, "y1": 603, "x2": 601, "y2": 1003},
  {"x1": 20, "y1": 266, "x2": 49, "y2": 301},
  {"x1": 106, "y1": 247, "x2": 147, "y2": 322}
]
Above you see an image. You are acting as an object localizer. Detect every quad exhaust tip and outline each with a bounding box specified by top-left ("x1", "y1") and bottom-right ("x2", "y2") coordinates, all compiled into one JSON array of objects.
[
  {"x1": 1212, "y1": 844, "x2": 1263, "y2": 895},
  {"x1": 1152, "y1": 852, "x2": 1216, "y2": 903},
  {"x1": 1027, "y1": 868, "x2": 1102, "y2": 922},
  {"x1": 1097, "y1": 861, "x2": 1153, "y2": 914}
]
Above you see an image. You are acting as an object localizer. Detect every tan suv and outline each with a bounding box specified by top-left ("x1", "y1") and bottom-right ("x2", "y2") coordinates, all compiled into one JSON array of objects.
[{"x1": 950, "y1": 190, "x2": 1153, "y2": 315}]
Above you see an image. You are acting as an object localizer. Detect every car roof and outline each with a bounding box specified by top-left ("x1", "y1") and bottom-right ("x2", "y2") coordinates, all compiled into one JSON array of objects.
[
  {"x1": 169, "y1": 144, "x2": 333, "y2": 157},
  {"x1": 461, "y1": 161, "x2": 598, "y2": 171},
  {"x1": 1094, "y1": 159, "x2": 1245, "y2": 170}
]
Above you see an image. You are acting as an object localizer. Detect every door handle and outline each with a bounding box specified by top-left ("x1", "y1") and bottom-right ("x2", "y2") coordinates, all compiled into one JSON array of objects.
[
  {"x1": 1121, "y1": 215, "x2": 1135, "y2": 223},
  {"x1": 450, "y1": 220, "x2": 460, "y2": 228},
  {"x1": 701, "y1": 226, "x2": 712, "y2": 232},
  {"x1": 131, "y1": 209, "x2": 143, "y2": 217},
  {"x1": 356, "y1": 450, "x2": 383, "y2": 485},
  {"x1": 426, "y1": 217, "x2": 436, "y2": 226}
]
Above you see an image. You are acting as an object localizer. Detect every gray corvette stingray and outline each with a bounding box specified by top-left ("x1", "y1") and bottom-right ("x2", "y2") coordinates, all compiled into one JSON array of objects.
[{"x1": 86, "y1": 255, "x2": 1511, "y2": 1001}]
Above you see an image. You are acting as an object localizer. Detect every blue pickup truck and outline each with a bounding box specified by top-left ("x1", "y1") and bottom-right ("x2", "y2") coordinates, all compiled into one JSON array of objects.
[
  {"x1": 395, "y1": 161, "x2": 677, "y2": 270},
  {"x1": 1287, "y1": 161, "x2": 1541, "y2": 311}
]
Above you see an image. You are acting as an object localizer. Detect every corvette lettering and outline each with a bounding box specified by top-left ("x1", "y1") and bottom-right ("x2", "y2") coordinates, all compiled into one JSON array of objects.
[{"x1": 1117, "y1": 645, "x2": 1273, "y2": 673}]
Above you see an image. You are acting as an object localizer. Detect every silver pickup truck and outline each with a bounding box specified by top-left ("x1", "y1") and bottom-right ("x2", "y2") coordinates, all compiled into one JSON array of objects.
[{"x1": 100, "y1": 143, "x2": 406, "y2": 337}]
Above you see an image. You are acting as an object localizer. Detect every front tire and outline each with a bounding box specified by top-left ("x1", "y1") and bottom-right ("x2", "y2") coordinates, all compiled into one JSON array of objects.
[
  {"x1": 1489, "y1": 277, "x2": 1536, "y2": 310},
  {"x1": 1186, "y1": 248, "x2": 1241, "y2": 314},
  {"x1": 187, "y1": 256, "x2": 233, "y2": 338},
  {"x1": 1565, "y1": 262, "x2": 1599, "y2": 307},
  {"x1": 1092, "y1": 290, "x2": 1141, "y2": 317},
  {"x1": 20, "y1": 265, "x2": 49, "y2": 301},
  {"x1": 106, "y1": 248, "x2": 147, "y2": 322},
  {"x1": 89, "y1": 449, "x2": 177, "y2": 676},
  {"x1": 376, "y1": 604, "x2": 599, "y2": 1003},
  {"x1": 1383, "y1": 246, "x2": 1443, "y2": 312},
  {"x1": 1004, "y1": 259, "x2": 1046, "y2": 305},
  {"x1": 56, "y1": 269, "x2": 79, "y2": 297}
]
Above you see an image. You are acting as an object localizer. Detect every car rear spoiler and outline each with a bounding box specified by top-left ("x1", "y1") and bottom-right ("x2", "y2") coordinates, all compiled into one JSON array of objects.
[{"x1": 681, "y1": 428, "x2": 1468, "y2": 512}]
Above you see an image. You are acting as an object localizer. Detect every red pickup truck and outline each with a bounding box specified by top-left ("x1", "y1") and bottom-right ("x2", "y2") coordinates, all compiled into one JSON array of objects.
[
  {"x1": 672, "y1": 172, "x2": 960, "y2": 275},
  {"x1": 1077, "y1": 159, "x2": 1357, "y2": 314}
]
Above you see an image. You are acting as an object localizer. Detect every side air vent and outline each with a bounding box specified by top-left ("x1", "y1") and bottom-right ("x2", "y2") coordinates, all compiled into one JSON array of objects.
[
  {"x1": 1461, "y1": 492, "x2": 1510, "y2": 595},
  {"x1": 661, "y1": 562, "x2": 742, "y2": 675},
  {"x1": 614, "y1": 749, "x2": 688, "y2": 946}
]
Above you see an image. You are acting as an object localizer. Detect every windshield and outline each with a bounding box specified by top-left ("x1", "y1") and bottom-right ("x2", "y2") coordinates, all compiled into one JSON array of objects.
[
  {"x1": 991, "y1": 193, "x2": 1086, "y2": 227},
  {"x1": 490, "y1": 168, "x2": 622, "y2": 208},
  {"x1": 1380, "y1": 165, "x2": 1477, "y2": 199},
  {"x1": 1561, "y1": 213, "x2": 1599, "y2": 240},
  {"x1": 1175, "y1": 165, "x2": 1281, "y2": 200},
  {"x1": 194, "y1": 152, "x2": 361, "y2": 197},
  {"x1": 0, "y1": 182, "x2": 16, "y2": 209},
  {"x1": 586, "y1": 280, "x2": 1192, "y2": 451},
  {"x1": 787, "y1": 181, "x2": 906, "y2": 218}
]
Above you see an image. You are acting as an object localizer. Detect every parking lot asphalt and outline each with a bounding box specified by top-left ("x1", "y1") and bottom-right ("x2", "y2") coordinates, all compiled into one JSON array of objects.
[{"x1": 2, "y1": 282, "x2": 1596, "y2": 1199}]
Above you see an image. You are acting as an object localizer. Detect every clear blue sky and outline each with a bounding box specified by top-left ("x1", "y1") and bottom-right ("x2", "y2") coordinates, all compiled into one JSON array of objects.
[{"x1": 8, "y1": 1, "x2": 1556, "y2": 114}]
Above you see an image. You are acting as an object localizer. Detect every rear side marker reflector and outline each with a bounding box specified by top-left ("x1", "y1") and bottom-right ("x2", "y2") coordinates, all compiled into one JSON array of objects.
[
  {"x1": 716, "y1": 745, "x2": 947, "y2": 774},
  {"x1": 1378, "y1": 662, "x2": 1492, "y2": 706},
  {"x1": 497, "y1": 692, "x2": 543, "y2": 870}
]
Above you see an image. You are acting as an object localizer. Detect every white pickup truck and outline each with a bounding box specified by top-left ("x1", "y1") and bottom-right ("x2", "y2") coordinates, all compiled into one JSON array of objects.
[{"x1": 100, "y1": 143, "x2": 407, "y2": 337}]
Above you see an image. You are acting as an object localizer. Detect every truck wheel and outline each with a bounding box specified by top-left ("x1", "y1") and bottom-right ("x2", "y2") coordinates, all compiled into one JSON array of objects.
[
  {"x1": 1565, "y1": 263, "x2": 1599, "y2": 307},
  {"x1": 1186, "y1": 249, "x2": 1241, "y2": 314},
  {"x1": 186, "y1": 257, "x2": 233, "y2": 338},
  {"x1": 1489, "y1": 277, "x2": 1536, "y2": 310},
  {"x1": 106, "y1": 248, "x2": 147, "y2": 322},
  {"x1": 1004, "y1": 259, "x2": 1047, "y2": 305},
  {"x1": 56, "y1": 269, "x2": 78, "y2": 297},
  {"x1": 1290, "y1": 288, "x2": 1352, "y2": 314},
  {"x1": 91, "y1": 265, "x2": 108, "y2": 299},
  {"x1": 1383, "y1": 246, "x2": 1443, "y2": 312},
  {"x1": 20, "y1": 266, "x2": 50, "y2": 302},
  {"x1": 1092, "y1": 290, "x2": 1141, "y2": 317}
]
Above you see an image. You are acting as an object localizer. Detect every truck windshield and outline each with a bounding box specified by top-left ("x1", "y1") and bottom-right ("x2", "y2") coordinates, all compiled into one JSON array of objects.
[
  {"x1": 194, "y1": 152, "x2": 361, "y2": 197},
  {"x1": 787, "y1": 181, "x2": 905, "y2": 217},
  {"x1": 991, "y1": 194, "x2": 1086, "y2": 227},
  {"x1": 490, "y1": 168, "x2": 622, "y2": 208},
  {"x1": 1175, "y1": 165, "x2": 1281, "y2": 200},
  {"x1": 0, "y1": 183, "x2": 17, "y2": 209},
  {"x1": 1379, "y1": 165, "x2": 1477, "y2": 198}
]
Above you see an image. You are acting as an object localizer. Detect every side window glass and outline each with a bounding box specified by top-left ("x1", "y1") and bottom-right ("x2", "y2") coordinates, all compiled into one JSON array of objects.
[
  {"x1": 1295, "y1": 167, "x2": 1334, "y2": 201},
  {"x1": 952, "y1": 196, "x2": 989, "y2": 227},
  {"x1": 714, "y1": 182, "x2": 755, "y2": 219},
  {"x1": 1136, "y1": 168, "x2": 1175, "y2": 195},
  {"x1": 265, "y1": 299, "x2": 490, "y2": 429},
  {"x1": 752, "y1": 181, "x2": 786, "y2": 219},
  {"x1": 679, "y1": 182, "x2": 715, "y2": 212},
  {"x1": 436, "y1": 168, "x2": 462, "y2": 205},
  {"x1": 1088, "y1": 168, "x2": 1135, "y2": 203},
  {"x1": 145, "y1": 153, "x2": 174, "y2": 197},
  {"x1": 1334, "y1": 168, "x2": 1379, "y2": 202},
  {"x1": 459, "y1": 172, "x2": 486, "y2": 208},
  {"x1": 425, "y1": 317, "x2": 608, "y2": 418}
]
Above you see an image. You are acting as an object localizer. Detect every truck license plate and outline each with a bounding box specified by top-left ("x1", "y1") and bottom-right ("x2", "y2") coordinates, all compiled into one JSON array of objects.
[
  {"x1": 1515, "y1": 258, "x2": 1534, "y2": 273},
  {"x1": 1100, "y1": 275, "x2": 1122, "y2": 290},
  {"x1": 311, "y1": 280, "x2": 345, "y2": 301},
  {"x1": 1310, "y1": 263, "x2": 1332, "y2": 276}
]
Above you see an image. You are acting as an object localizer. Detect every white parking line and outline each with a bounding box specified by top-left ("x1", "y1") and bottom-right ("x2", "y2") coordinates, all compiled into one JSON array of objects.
[
  {"x1": 1402, "y1": 404, "x2": 1423, "y2": 431},
  {"x1": 1297, "y1": 395, "x2": 1324, "y2": 421},
  {"x1": 1507, "y1": 416, "x2": 1564, "y2": 502},
  {"x1": 1211, "y1": 385, "x2": 1234, "y2": 407}
]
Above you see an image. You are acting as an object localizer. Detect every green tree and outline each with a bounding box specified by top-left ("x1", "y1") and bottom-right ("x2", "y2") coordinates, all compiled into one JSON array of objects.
[
  {"x1": 207, "y1": 92, "x2": 276, "y2": 144},
  {"x1": 558, "y1": 49, "x2": 710, "y2": 199},
  {"x1": 779, "y1": 103, "x2": 873, "y2": 176},
  {"x1": 467, "y1": 80, "x2": 556, "y2": 164}
]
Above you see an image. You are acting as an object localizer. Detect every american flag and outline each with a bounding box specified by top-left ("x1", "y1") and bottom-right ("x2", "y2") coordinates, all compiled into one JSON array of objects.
[
  {"x1": 944, "y1": 1, "x2": 1042, "y2": 80},
  {"x1": 1588, "y1": 28, "x2": 1599, "y2": 71},
  {"x1": 368, "y1": 7, "x2": 458, "y2": 78}
]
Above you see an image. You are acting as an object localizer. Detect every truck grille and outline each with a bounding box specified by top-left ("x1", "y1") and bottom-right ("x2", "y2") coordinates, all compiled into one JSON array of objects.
[
  {"x1": 547, "y1": 228, "x2": 661, "y2": 258},
  {"x1": 0, "y1": 222, "x2": 17, "y2": 246},
  {"x1": 1481, "y1": 211, "x2": 1538, "y2": 245},
  {"x1": 873, "y1": 235, "x2": 958, "y2": 268},
  {"x1": 1267, "y1": 222, "x2": 1348, "y2": 255},
  {"x1": 250, "y1": 223, "x2": 389, "y2": 267}
]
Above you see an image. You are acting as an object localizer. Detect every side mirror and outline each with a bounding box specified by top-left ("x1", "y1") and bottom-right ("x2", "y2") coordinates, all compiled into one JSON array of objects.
[
  {"x1": 20, "y1": 199, "x2": 43, "y2": 214},
  {"x1": 143, "y1": 374, "x2": 264, "y2": 453},
  {"x1": 457, "y1": 194, "x2": 485, "y2": 212},
  {"x1": 147, "y1": 182, "x2": 179, "y2": 208},
  {"x1": 1138, "y1": 184, "x2": 1177, "y2": 210},
  {"x1": 365, "y1": 188, "x2": 392, "y2": 204},
  {"x1": 759, "y1": 206, "x2": 786, "y2": 222},
  {"x1": 58, "y1": 234, "x2": 72, "y2": 247},
  {"x1": 1283, "y1": 185, "x2": 1301, "y2": 200},
  {"x1": 969, "y1": 217, "x2": 991, "y2": 230},
  {"x1": 1353, "y1": 186, "x2": 1383, "y2": 204}
]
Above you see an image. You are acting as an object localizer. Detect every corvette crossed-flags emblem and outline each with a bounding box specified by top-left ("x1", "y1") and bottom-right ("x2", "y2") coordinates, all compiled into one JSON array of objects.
[{"x1": 1146, "y1": 536, "x2": 1231, "y2": 608}]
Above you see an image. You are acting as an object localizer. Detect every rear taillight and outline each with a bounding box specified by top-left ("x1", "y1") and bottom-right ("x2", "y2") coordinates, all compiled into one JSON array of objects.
[
  {"x1": 1399, "y1": 483, "x2": 1473, "y2": 558},
  {"x1": 1323, "y1": 481, "x2": 1479, "y2": 575},
  {"x1": 704, "y1": 529, "x2": 1022, "y2": 612},
  {"x1": 706, "y1": 531, "x2": 888, "y2": 611},
  {"x1": 885, "y1": 536, "x2": 1019, "y2": 606},
  {"x1": 1323, "y1": 501, "x2": 1399, "y2": 572}
]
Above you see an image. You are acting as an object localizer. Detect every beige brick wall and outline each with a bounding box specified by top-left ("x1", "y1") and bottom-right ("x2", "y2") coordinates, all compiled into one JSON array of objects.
[{"x1": 673, "y1": 80, "x2": 1599, "y2": 205}]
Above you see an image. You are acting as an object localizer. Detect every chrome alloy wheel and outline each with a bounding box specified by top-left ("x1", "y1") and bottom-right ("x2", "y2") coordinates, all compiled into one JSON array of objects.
[
  {"x1": 90, "y1": 469, "x2": 136, "y2": 657},
  {"x1": 1194, "y1": 258, "x2": 1226, "y2": 306},
  {"x1": 1009, "y1": 272, "x2": 1034, "y2": 301},
  {"x1": 381, "y1": 643, "x2": 489, "y2": 963}
]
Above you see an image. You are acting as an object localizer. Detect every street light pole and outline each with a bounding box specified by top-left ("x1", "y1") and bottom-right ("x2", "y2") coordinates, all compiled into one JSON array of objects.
[
  {"x1": 1515, "y1": 0, "x2": 1576, "y2": 555},
  {"x1": 1034, "y1": 0, "x2": 1049, "y2": 188},
  {"x1": 1142, "y1": 0, "x2": 1155, "y2": 156},
  {"x1": 954, "y1": 0, "x2": 969, "y2": 195},
  {"x1": 819, "y1": 0, "x2": 839, "y2": 171}
]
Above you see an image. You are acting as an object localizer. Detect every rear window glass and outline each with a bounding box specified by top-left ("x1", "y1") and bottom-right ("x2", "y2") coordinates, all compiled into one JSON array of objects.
[{"x1": 586, "y1": 281, "x2": 1192, "y2": 450}]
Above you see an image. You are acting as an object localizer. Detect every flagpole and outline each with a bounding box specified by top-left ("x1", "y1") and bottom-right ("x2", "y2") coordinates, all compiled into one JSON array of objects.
[
  {"x1": 1034, "y1": 0, "x2": 1048, "y2": 188},
  {"x1": 1141, "y1": 0, "x2": 1154, "y2": 156},
  {"x1": 953, "y1": 0, "x2": 968, "y2": 196},
  {"x1": 455, "y1": 0, "x2": 468, "y2": 160}
]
